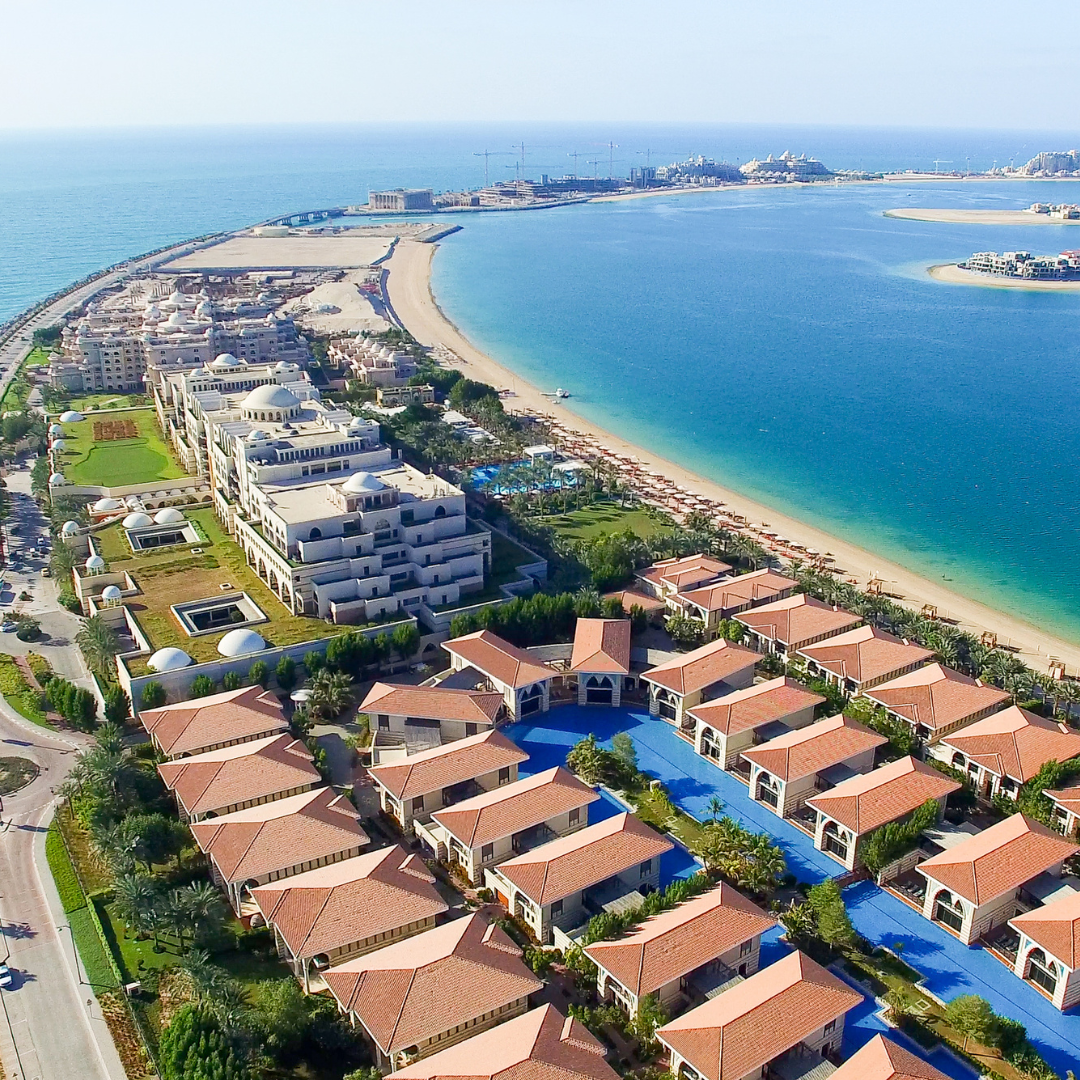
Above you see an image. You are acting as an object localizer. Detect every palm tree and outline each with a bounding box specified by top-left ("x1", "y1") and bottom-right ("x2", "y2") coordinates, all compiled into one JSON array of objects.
[
  {"x1": 707, "y1": 796, "x2": 724, "y2": 822},
  {"x1": 113, "y1": 872, "x2": 160, "y2": 940},
  {"x1": 307, "y1": 669, "x2": 353, "y2": 721},
  {"x1": 75, "y1": 615, "x2": 121, "y2": 676},
  {"x1": 180, "y1": 880, "x2": 226, "y2": 947}
]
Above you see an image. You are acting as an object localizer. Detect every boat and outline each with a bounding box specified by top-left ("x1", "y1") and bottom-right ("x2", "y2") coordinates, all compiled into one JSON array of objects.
[{"x1": 554, "y1": 388, "x2": 570, "y2": 398}]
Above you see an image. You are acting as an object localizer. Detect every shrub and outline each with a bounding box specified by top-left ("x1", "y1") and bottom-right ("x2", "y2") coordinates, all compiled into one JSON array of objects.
[
  {"x1": 189, "y1": 675, "x2": 216, "y2": 698},
  {"x1": 664, "y1": 613, "x2": 704, "y2": 649},
  {"x1": 275, "y1": 655, "x2": 297, "y2": 690},
  {"x1": 303, "y1": 651, "x2": 325, "y2": 676},
  {"x1": 222, "y1": 670, "x2": 242, "y2": 691},
  {"x1": 104, "y1": 686, "x2": 131, "y2": 725},
  {"x1": 46, "y1": 822, "x2": 85, "y2": 913},
  {"x1": 140, "y1": 681, "x2": 166, "y2": 709},
  {"x1": 248, "y1": 660, "x2": 270, "y2": 688},
  {"x1": 26, "y1": 653, "x2": 52, "y2": 684},
  {"x1": 476, "y1": 887, "x2": 493, "y2": 903},
  {"x1": 16, "y1": 616, "x2": 41, "y2": 641},
  {"x1": 861, "y1": 799, "x2": 942, "y2": 876}
]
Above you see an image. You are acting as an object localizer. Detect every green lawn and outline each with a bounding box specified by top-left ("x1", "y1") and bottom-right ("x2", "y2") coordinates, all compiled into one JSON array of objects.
[
  {"x1": 67, "y1": 392, "x2": 151, "y2": 413},
  {"x1": 545, "y1": 502, "x2": 670, "y2": 542},
  {"x1": 69, "y1": 906, "x2": 120, "y2": 991},
  {"x1": 489, "y1": 530, "x2": 542, "y2": 584},
  {"x1": 56, "y1": 408, "x2": 187, "y2": 486}
]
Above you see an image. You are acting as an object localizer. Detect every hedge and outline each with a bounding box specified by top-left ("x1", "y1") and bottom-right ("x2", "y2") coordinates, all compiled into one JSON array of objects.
[
  {"x1": 68, "y1": 906, "x2": 119, "y2": 990},
  {"x1": 46, "y1": 821, "x2": 86, "y2": 913}
]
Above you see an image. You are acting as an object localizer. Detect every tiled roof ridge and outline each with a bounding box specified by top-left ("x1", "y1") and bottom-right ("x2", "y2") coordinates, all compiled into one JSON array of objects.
[{"x1": 559, "y1": 1012, "x2": 608, "y2": 1056}]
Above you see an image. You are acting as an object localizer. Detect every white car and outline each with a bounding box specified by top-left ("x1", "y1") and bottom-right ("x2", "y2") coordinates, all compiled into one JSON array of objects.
[{"x1": 0, "y1": 964, "x2": 12, "y2": 989}]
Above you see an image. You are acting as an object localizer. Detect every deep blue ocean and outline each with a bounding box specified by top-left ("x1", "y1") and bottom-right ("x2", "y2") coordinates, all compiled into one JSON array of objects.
[{"x1": 4, "y1": 124, "x2": 1080, "y2": 641}]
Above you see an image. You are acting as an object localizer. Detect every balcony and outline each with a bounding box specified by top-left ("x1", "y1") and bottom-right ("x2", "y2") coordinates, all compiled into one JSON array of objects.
[{"x1": 511, "y1": 823, "x2": 557, "y2": 855}]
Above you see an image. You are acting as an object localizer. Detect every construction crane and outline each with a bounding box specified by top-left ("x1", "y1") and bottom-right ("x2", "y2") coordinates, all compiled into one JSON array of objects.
[
  {"x1": 568, "y1": 150, "x2": 586, "y2": 178},
  {"x1": 586, "y1": 158, "x2": 604, "y2": 181},
  {"x1": 932, "y1": 159, "x2": 952, "y2": 173},
  {"x1": 607, "y1": 141, "x2": 618, "y2": 179},
  {"x1": 473, "y1": 149, "x2": 512, "y2": 187}
]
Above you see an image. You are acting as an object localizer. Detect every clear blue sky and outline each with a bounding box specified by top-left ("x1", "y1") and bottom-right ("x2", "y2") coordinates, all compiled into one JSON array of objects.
[{"x1": 5, "y1": 0, "x2": 1079, "y2": 130}]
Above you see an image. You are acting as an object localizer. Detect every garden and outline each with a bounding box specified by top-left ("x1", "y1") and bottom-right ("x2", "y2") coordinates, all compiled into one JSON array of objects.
[{"x1": 53, "y1": 407, "x2": 187, "y2": 487}]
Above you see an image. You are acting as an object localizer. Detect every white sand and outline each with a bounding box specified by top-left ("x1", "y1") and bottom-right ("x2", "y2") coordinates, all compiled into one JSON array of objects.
[
  {"x1": 384, "y1": 238, "x2": 1080, "y2": 675},
  {"x1": 162, "y1": 235, "x2": 394, "y2": 270},
  {"x1": 281, "y1": 271, "x2": 391, "y2": 334},
  {"x1": 886, "y1": 208, "x2": 1080, "y2": 226},
  {"x1": 929, "y1": 263, "x2": 1080, "y2": 291}
]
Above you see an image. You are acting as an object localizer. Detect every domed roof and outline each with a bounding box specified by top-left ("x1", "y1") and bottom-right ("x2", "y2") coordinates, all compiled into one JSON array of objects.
[
  {"x1": 61, "y1": 520, "x2": 80, "y2": 536},
  {"x1": 241, "y1": 384, "x2": 300, "y2": 411},
  {"x1": 85, "y1": 554, "x2": 106, "y2": 570},
  {"x1": 217, "y1": 628, "x2": 266, "y2": 657},
  {"x1": 50, "y1": 438, "x2": 66, "y2": 451},
  {"x1": 49, "y1": 423, "x2": 63, "y2": 437},
  {"x1": 93, "y1": 497, "x2": 122, "y2": 511},
  {"x1": 165, "y1": 310, "x2": 189, "y2": 327},
  {"x1": 154, "y1": 507, "x2": 185, "y2": 524},
  {"x1": 212, "y1": 352, "x2": 239, "y2": 369},
  {"x1": 101, "y1": 585, "x2": 123, "y2": 601},
  {"x1": 59, "y1": 410, "x2": 84, "y2": 423},
  {"x1": 342, "y1": 471, "x2": 384, "y2": 494},
  {"x1": 246, "y1": 429, "x2": 270, "y2": 443},
  {"x1": 169, "y1": 289, "x2": 186, "y2": 304},
  {"x1": 123, "y1": 512, "x2": 153, "y2": 529},
  {"x1": 196, "y1": 300, "x2": 214, "y2": 316},
  {"x1": 148, "y1": 647, "x2": 192, "y2": 672},
  {"x1": 49, "y1": 473, "x2": 67, "y2": 486}
]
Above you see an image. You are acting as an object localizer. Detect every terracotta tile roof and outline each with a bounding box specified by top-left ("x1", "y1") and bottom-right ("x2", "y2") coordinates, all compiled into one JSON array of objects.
[
  {"x1": 916, "y1": 813, "x2": 1080, "y2": 906},
  {"x1": 656, "y1": 950, "x2": 862, "y2": 1080},
  {"x1": 323, "y1": 914, "x2": 542, "y2": 1056},
  {"x1": 444, "y1": 631, "x2": 556, "y2": 690},
  {"x1": 1010, "y1": 891, "x2": 1080, "y2": 969},
  {"x1": 830, "y1": 1035, "x2": 951, "y2": 1080},
  {"x1": 939, "y1": 706, "x2": 1080, "y2": 784},
  {"x1": 734, "y1": 594, "x2": 861, "y2": 649},
  {"x1": 675, "y1": 568, "x2": 797, "y2": 615},
  {"x1": 584, "y1": 883, "x2": 776, "y2": 997},
  {"x1": 642, "y1": 639, "x2": 761, "y2": 697},
  {"x1": 1046, "y1": 785, "x2": 1080, "y2": 817},
  {"x1": 687, "y1": 677, "x2": 825, "y2": 737},
  {"x1": 157, "y1": 734, "x2": 319, "y2": 818},
  {"x1": 493, "y1": 813, "x2": 672, "y2": 906},
  {"x1": 368, "y1": 729, "x2": 529, "y2": 801},
  {"x1": 605, "y1": 588, "x2": 666, "y2": 615},
  {"x1": 640, "y1": 555, "x2": 732, "y2": 592},
  {"x1": 431, "y1": 766, "x2": 598, "y2": 849},
  {"x1": 570, "y1": 619, "x2": 632, "y2": 674},
  {"x1": 359, "y1": 682, "x2": 505, "y2": 725},
  {"x1": 806, "y1": 756, "x2": 961, "y2": 836},
  {"x1": 249, "y1": 845, "x2": 448, "y2": 960},
  {"x1": 797, "y1": 625, "x2": 934, "y2": 686},
  {"x1": 189, "y1": 787, "x2": 368, "y2": 884},
  {"x1": 139, "y1": 685, "x2": 288, "y2": 758},
  {"x1": 741, "y1": 714, "x2": 887, "y2": 783},
  {"x1": 386, "y1": 1003, "x2": 619, "y2": 1080},
  {"x1": 863, "y1": 664, "x2": 1010, "y2": 734}
]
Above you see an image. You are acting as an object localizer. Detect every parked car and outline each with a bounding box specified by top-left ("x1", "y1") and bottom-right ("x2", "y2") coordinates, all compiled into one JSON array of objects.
[{"x1": 0, "y1": 964, "x2": 13, "y2": 989}]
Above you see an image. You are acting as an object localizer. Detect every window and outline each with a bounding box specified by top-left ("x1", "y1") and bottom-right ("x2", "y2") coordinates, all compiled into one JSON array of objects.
[
  {"x1": 378, "y1": 714, "x2": 390, "y2": 730},
  {"x1": 639, "y1": 859, "x2": 652, "y2": 879},
  {"x1": 481, "y1": 843, "x2": 494, "y2": 862},
  {"x1": 465, "y1": 723, "x2": 478, "y2": 737},
  {"x1": 568, "y1": 807, "x2": 580, "y2": 825},
  {"x1": 824, "y1": 1019, "x2": 836, "y2": 1034},
  {"x1": 739, "y1": 939, "x2": 753, "y2": 957},
  {"x1": 550, "y1": 899, "x2": 563, "y2": 917},
  {"x1": 498, "y1": 767, "x2": 510, "y2": 784},
  {"x1": 412, "y1": 796, "x2": 424, "y2": 813}
]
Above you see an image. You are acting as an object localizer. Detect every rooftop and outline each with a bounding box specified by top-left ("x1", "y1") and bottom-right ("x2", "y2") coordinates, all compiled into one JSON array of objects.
[
  {"x1": 642, "y1": 638, "x2": 761, "y2": 697},
  {"x1": 829, "y1": 1035, "x2": 951, "y2": 1080},
  {"x1": 569, "y1": 618, "x2": 632, "y2": 674},
  {"x1": 360, "y1": 682, "x2": 505, "y2": 725},
  {"x1": 1010, "y1": 890, "x2": 1080, "y2": 969},
  {"x1": 863, "y1": 663, "x2": 1010, "y2": 733},
  {"x1": 797, "y1": 625, "x2": 934, "y2": 686},
  {"x1": 444, "y1": 630, "x2": 556, "y2": 690},
  {"x1": 734, "y1": 594, "x2": 862, "y2": 646},
  {"x1": 675, "y1": 568, "x2": 797, "y2": 615},
  {"x1": 687, "y1": 676, "x2": 825, "y2": 736},
  {"x1": 741, "y1": 714, "x2": 887, "y2": 783},
  {"x1": 640, "y1": 555, "x2": 733, "y2": 592}
]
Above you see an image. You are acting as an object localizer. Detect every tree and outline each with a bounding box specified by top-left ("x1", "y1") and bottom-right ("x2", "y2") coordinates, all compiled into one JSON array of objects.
[
  {"x1": 140, "y1": 681, "x2": 166, "y2": 709},
  {"x1": 160, "y1": 1003, "x2": 251, "y2": 1080},
  {"x1": 113, "y1": 872, "x2": 161, "y2": 939},
  {"x1": 945, "y1": 994, "x2": 995, "y2": 1053},
  {"x1": 629, "y1": 993, "x2": 668, "y2": 1054},
  {"x1": 664, "y1": 613, "x2": 704, "y2": 649},
  {"x1": 16, "y1": 615, "x2": 40, "y2": 641},
  {"x1": 303, "y1": 650, "x2": 325, "y2": 676},
  {"x1": 248, "y1": 660, "x2": 269, "y2": 688},
  {"x1": 307, "y1": 669, "x2": 352, "y2": 721},
  {"x1": 707, "y1": 795, "x2": 724, "y2": 821},
  {"x1": 275, "y1": 655, "x2": 296, "y2": 691},
  {"x1": 343, "y1": 1070, "x2": 382, "y2": 1080},
  {"x1": 222, "y1": 670, "x2": 242, "y2": 691},
  {"x1": 807, "y1": 880, "x2": 856, "y2": 950},
  {"x1": 251, "y1": 977, "x2": 312, "y2": 1056},
  {"x1": 179, "y1": 880, "x2": 227, "y2": 949},
  {"x1": 390, "y1": 621, "x2": 420, "y2": 661},
  {"x1": 76, "y1": 615, "x2": 120, "y2": 674},
  {"x1": 104, "y1": 686, "x2": 131, "y2": 725},
  {"x1": 117, "y1": 813, "x2": 187, "y2": 872},
  {"x1": 189, "y1": 675, "x2": 216, "y2": 698},
  {"x1": 629, "y1": 603, "x2": 648, "y2": 634},
  {"x1": 611, "y1": 732, "x2": 637, "y2": 772},
  {"x1": 780, "y1": 900, "x2": 817, "y2": 945}
]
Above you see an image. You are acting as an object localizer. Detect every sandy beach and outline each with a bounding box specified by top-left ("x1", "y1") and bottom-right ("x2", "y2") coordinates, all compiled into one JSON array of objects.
[
  {"x1": 384, "y1": 238, "x2": 1080, "y2": 675},
  {"x1": 928, "y1": 263, "x2": 1080, "y2": 291},
  {"x1": 886, "y1": 207, "x2": 1080, "y2": 225}
]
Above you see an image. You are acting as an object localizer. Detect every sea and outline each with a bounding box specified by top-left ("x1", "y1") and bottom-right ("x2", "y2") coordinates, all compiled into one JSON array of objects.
[{"x1": 5, "y1": 124, "x2": 1080, "y2": 642}]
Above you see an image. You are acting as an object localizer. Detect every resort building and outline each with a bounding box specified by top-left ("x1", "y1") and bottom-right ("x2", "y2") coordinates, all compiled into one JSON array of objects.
[
  {"x1": 642, "y1": 638, "x2": 761, "y2": 728},
  {"x1": 829, "y1": 1035, "x2": 951, "y2": 1080},
  {"x1": 636, "y1": 555, "x2": 733, "y2": 601},
  {"x1": 913, "y1": 813, "x2": 1080, "y2": 946},
  {"x1": 688, "y1": 676, "x2": 825, "y2": 769},
  {"x1": 384, "y1": 1003, "x2": 620, "y2": 1080},
  {"x1": 322, "y1": 913, "x2": 542, "y2": 1072},
  {"x1": 139, "y1": 684, "x2": 289, "y2": 758},
  {"x1": 569, "y1": 618, "x2": 632, "y2": 706},
  {"x1": 929, "y1": 706, "x2": 1080, "y2": 802},
  {"x1": 368, "y1": 188, "x2": 435, "y2": 211},
  {"x1": 415, "y1": 766, "x2": 598, "y2": 884},
  {"x1": 368, "y1": 729, "x2": 529, "y2": 832},
  {"x1": 740, "y1": 714, "x2": 887, "y2": 820},
  {"x1": 249, "y1": 845, "x2": 448, "y2": 994},
  {"x1": 655, "y1": 950, "x2": 862, "y2": 1080},
  {"x1": 189, "y1": 786, "x2": 369, "y2": 916},
  {"x1": 584, "y1": 883, "x2": 777, "y2": 1019},
  {"x1": 1009, "y1": 893, "x2": 1080, "y2": 1010},
  {"x1": 157, "y1": 733, "x2": 320, "y2": 823},
  {"x1": 484, "y1": 813, "x2": 673, "y2": 945},
  {"x1": 797, "y1": 625, "x2": 934, "y2": 695},
  {"x1": 328, "y1": 336, "x2": 418, "y2": 388},
  {"x1": 443, "y1": 630, "x2": 557, "y2": 720},
  {"x1": 1046, "y1": 786, "x2": 1080, "y2": 838},
  {"x1": 805, "y1": 756, "x2": 961, "y2": 872},
  {"x1": 665, "y1": 568, "x2": 798, "y2": 637},
  {"x1": 734, "y1": 594, "x2": 862, "y2": 659},
  {"x1": 863, "y1": 663, "x2": 1010, "y2": 743}
]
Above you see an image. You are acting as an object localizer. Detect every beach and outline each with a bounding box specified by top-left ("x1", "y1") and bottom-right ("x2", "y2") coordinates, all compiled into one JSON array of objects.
[
  {"x1": 886, "y1": 207, "x2": 1080, "y2": 225},
  {"x1": 385, "y1": 237, "x2": 1080, "y2": 676},
  {"x1": 928, "y1": 262, "x2": 1080, "y2": 290}
]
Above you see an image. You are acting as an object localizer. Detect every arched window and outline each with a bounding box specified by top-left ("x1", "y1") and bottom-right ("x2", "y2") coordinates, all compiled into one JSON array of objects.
[
  {"x1": 1026, "y1": 947, "x2": 1059, "y2": 994},
  {"x1": 656, "y1": 688, "x2": 678, "y2": 721},
  {"x1": 309, "y1": 527, "x2": 322, "y2": 540},
  {"x1": 951, "y1": 752, "x2": 966, "y2": 769},
  {"x1": 434, "y1": 505, "x2": 446, "y2": 518},
  {"x1": 519, "y1": 683, "x2": 544, "y2": 716},
  {"x1": 933, "y1": 889, "x2": 964, "y2": 933},
  {"x1": 822, "y1": 819, "x2": 849, "y2": 859},
  {"x1": 585, "y1": 675, "x2": 614, "y2": 705},
  {"x1": 756, "y1": 772, "x2": 780, "y2": 809}
]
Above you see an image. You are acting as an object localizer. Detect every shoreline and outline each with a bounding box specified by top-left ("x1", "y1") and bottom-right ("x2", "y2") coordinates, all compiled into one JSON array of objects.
[
  {"x1": 928, "y1": 263, "x2": 1080, "y2": 291},
  {"x1": 384, "y1": 237, "x2": 1080, "y2": 676},
  {"x1": 886, "y1": 207, "x2": 1080, "y2": 225}
]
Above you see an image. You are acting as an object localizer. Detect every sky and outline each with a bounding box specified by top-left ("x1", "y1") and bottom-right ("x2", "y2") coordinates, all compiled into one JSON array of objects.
[{"x1": 4, "y1": 0, "x2": 1080, "y2": 131}]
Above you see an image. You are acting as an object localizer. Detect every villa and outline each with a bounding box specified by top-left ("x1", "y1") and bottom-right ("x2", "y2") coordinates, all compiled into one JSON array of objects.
[
  {"x1": 797, "y1": 625, "x2": 934, "y2": 694},
  {"x1": 157, "y1": 733, "x2": 320, "y2": 822},
  {"x1": 249, "y1": 845, "x2": 448, "y2": 993},
  {"x1": 1009, "y1": 892, "x2": 1080, "y2": 1010},
  {"x1": 642, "y1": 638, "x2": 761, "y2": 728},
  {"x1": 568, "y1": 617, "x2": 632, "y2": 706},
  {"x1": 636, "y1": 555, "x2": 733, "y2": 601},
  {"x1": 655, "y1": 950, "x2": 862, "y2": 1080},
  {"x1": 1047, "y1": 786, "x2": 1080, "y2": 838},
  {"x1": 323, "y1": 913, "x2": 542, "y2": 1071},
  {"x1": 584, "y1": 883, "x2": 777, "y2": 1019},
  {"x1": 415, "y1": 766, "x2": 599, "y2": 884},
  {"x1": 484, "y1": 812, "x2": 673, "y2": 945},
  {"x1": 368, "y1": 729, "x2": 529, "y2": 832},
  {"x1": 740, "y1": 713, "x2": 887, "y2": 820},
  {"x1": 830, "y1": 1035, "x2": 951, "y2": 1080},
  {"x1": 734, "y1": 594, "x2": 862, "y2": 659},
  {"x1": 805, "y1": 756, "x2": 961, "y2": 871},
  {"x1": 443, "y1": 630, "x2": 557, "y2": 719},
  {"x1": 665, "y1": 568, "x2": 798, "y2": 637},
  {"x1": 929, "y1": 705, "x2": 1080, "y2": 801},
  {"x1": 189, "y1": 786, "x2": 369, "y2": 916}
]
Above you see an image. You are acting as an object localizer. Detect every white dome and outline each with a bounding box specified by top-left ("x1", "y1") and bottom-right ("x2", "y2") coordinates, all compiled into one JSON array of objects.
[
  {"x1": 247, "y1": 429, "x2": 270, "y2": 443},
  {"x1": 50, "y1": 438, "x2": 66, "y2": 451},
  {"x1": 342, "y1": 471, "x2": 384, "y2": 494},
  {"x1": 85, "y1": 554, "x2": 106, "y2": 570},
  {"x1": 241, "y1": 384, "x2": 300, "y2": 411},
  {"x1": 101, "y1": 585, "x2": 122, "y2": 600},
  {"x1": 148, "y1": 647, "x2": 192, "y2": 672},
  {"x1": 59, "y1": 410, "x2": 84, "y2": 423},
  {"x1": 212, "y1": 352, "x2": 239, "y2": 369},
  {"x1": 196, "y1": 301, "x2": 214, "y2": 317},
  {"x1": 217, "y1": 628, "x2": 266, "y2": 657},
  {"x1": 153, "y1": 507, "x2": 185, "y2": 524},
  {"x1": 49, "y1": 473, "x2": 67, "y2": 486},
  {"x1": 93, "y1": 497, "x2": 122, "y2": 511},
  {"x1": 125, "y1": 496, "x2": 144, "y2": 509},
  {"x1": 123, "y1": 512, "x2": 153, "y2": 529},
  {"x1": 49, "y1": 424, "x2": 63, "y2": 437},
  {"x1": 61, "y1": 520, "x2": 80, "y2": 536}
]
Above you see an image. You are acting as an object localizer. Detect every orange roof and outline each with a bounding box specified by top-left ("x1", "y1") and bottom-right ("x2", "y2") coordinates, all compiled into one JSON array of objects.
[
  {"x1": 917, "y1": 813, "x2": 1080, "y2": 906},
  {"x1": 797, "y1": 625, "x2": 934, "y2": 686},
  {"x1": 157, "y1": 734, "x2": 319, "y2": 817},
  {"x1": 250, "y1": 845, "x2": 448, "y2": 960},
  {"x1": 807, "y1": 756, "x2": 960, "y2": 836},
  {"x1": 359, "y1": 682, "x2": 504, "y2": 724},
  {"x1": 741, "y1": 714, "x2": 887, "y2": 783},
  {"x1": 1010, "y1": 891, "x2": 1080, "y2": 969},
  {"x1": 584, "y1": 883, "x2": 776, "y2": 997},
  {"x1": 939, "y1": 706, "x2": 1080, "y2": 784},
  {"x1": 1047, "y1": 785, "x2": 1080, "y2": 817},
  {"x1": 640, "y1": 555, "x2": 732, "y2": 592},
  {"x1": 642, "y1": 638, "x2": 761, "y2": 697},
  {"x1": 675, "y1": 568, "x2": 797, "y2": 616},
  {"x1": 323, "y1": 914, "x2": 542, "y2": 1056},
  {"x1": 570, "y1": 618, "x2": 631, "y2": 674},
  {"x1": 864, "y1": 664, "x2": 1010, "y2": 733},
  {"x1": 656, "y1": 950, "x2": 862, "y2": 1080},
  {"x1": 432, "y1": 766, "x2": 598, "y2": 849},
  {"x1": 688, "y1": 676, "x2": 824, "y2": 737},
  {"x1": 368, "y1": 729, "x2": 529, "y2": 800},
  {"x1": 139, "y1": 684, "x2": 288, "y2": 757},
  {"x1": 386, "y1": 1003, "x2": 619, "y2": 1080},
  {"x1": 444, "y1": 630, "x2": 556, "y2": 689},
  {"x1": 734, "y1": 594, "x2": 861, "y2": 648},
  {"x1": 495, "y1": 813, "x2": 673, "y2": 906},
  {"x1": 605, "y1": 587, "x2": 666, "y2": 615},
  {"x1": 189, "y1": 787, "x2": 368, "y2": 884},
  {"x1": 830, "y1": 1035, "x2": 951, "y2": 1080}
]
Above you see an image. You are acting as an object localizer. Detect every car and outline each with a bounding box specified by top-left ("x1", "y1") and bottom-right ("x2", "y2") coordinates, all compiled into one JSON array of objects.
[
  {"x1": 0, "y1": 964, "x2": 12, "y2": 989},
  {"x1": 2, "y1": 622, "x2": 17, "y2": 633}
]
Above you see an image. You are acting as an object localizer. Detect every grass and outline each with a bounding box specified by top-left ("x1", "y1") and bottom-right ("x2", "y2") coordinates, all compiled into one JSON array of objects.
[
  {"x1": 0, "y1": 653, "x2": 51, "y2": 726},
  {"x1": 46, "y1": 822, "x2": 87, "y2": 912},
  {"x1": 545, "y1": 502, "x2": 671, "y2": 542},
  {"x1": 69, "y1": 906, "x2": 120, "y2": 990},
  {"x1": 489, "y1": 529, "x2": 542, "y2": 584},
  {"x1": 632, "y1": 786, "x2": 710, "y2": 851},
  {"x1": 23, "y1": 346, "x2": 51, "y2": 368},
  {"x1": 66, "y1": 392, "x2": 150, "y2": 413},
  {"x1": 56, "y1": 407, "x2": 187, "y2": 486}
]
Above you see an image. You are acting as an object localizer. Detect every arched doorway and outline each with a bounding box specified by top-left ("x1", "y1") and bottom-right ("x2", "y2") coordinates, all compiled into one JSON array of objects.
[
  {"x1": 519, "y1": 684, "x2": 543, "y2": 716},
  {"x1": 585, "y1": 675, "x2": 613, "y2": 705},
  {"x1": 755, "y1": 772, "x2": 780, "y2": 809},
  {"x1": 656, "y1": 689, "x2": 678, "y2": 721},
  {"x1": 822, "y1": 820, "x2": 849, "y2": 861},
  {"x1": 1025, "y1": 947, "x2": 1059, "y2": 996},
  {"x1": 932, "y1": 889, "x2": 965, "y2": 934}
]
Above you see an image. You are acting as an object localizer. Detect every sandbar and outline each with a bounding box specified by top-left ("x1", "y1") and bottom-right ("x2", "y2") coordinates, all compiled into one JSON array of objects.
[
  {"x1": 928, "y1": 263, "x2": 1080, "y2": 291},
  {"x1": 162, "y1": 234, "x2": 394, "y2": 270},
  {"x1": 886, "y1": 208, "x2": 1080, "y2": 225},
  {"x1": 384, "y1": 238, "x2": 1080, "y2": 675}
]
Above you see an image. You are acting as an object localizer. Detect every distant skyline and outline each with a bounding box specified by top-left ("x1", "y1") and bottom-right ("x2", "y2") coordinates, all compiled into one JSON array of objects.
[{"x1": 5, "y1": 0, "x2": 1080, "y2": 132}]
